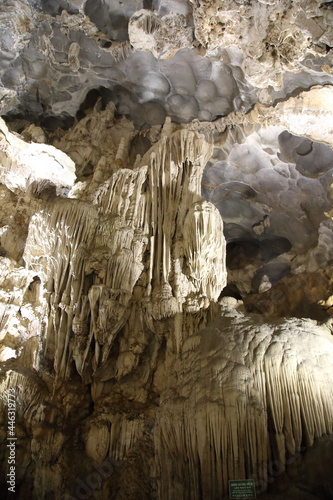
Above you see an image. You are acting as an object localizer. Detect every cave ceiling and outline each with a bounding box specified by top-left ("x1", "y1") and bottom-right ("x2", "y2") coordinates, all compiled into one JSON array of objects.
[{"x1": 2, "y1": 0, "x2": 333, "y2": 303}]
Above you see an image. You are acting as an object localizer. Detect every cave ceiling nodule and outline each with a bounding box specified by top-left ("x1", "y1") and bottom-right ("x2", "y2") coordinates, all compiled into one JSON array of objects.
[{"x1": 1, "y1": 1, "x2": 333, "y2": 500}]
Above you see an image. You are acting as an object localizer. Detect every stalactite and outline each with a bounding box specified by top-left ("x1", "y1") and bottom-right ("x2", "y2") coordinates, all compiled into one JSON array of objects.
[
  {"x1": 2, "y1": 3, "x2": 333, "y2": 498},
  {"x1": 21, "y1": 129, "x2": 226, "y2": 382},
  {"x1": 1, "y1": 108, "x2": 333, "y2": 499},
  {"x1": 154, "y1": 307, "x2": 333, "y2": 499},
  {"x1": 24, "y1": 199, "x2": 99, "y2": 378}
]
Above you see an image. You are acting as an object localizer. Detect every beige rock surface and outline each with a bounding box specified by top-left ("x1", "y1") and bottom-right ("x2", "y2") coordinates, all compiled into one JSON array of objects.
[{"x1": 0, "y1": 2, "x2": 333, "y2": 499}]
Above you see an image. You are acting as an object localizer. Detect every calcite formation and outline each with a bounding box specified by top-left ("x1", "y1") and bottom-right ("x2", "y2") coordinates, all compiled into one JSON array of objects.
[
  {"x1": 23, "y1": 127, "x2": 226, "y2": 383},
  {"x1": 1, "y1": 2, "x2": 333, "y2": 500},
  {"x1": 155, "y1": 301, "x2": 333, "y2": 500}
]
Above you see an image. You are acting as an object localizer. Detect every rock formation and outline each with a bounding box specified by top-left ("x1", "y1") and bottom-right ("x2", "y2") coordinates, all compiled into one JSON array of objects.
[{"x1": 1, "y1": 2, "x2": 333, "y2": 500}]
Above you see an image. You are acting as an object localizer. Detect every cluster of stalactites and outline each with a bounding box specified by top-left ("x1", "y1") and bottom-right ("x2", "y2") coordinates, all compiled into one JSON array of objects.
[
  {"x1": 23, "y1": 130, "x2": 227, "y2": 380},
  {"x1": 153, "y1": 316, "x2": 333, "y2": 499}
]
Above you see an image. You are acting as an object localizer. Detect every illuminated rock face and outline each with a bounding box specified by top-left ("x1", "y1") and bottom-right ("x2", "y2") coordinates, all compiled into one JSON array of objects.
[
  {"x1": 155, "y1": 302, "x2": 333, "y2": 500},
  {"x1": 1, "y1": 2, "x2": 333, "y2": 500},
  {"x1": 23, "y1": 128, "x2": 226, "y2": 384}
]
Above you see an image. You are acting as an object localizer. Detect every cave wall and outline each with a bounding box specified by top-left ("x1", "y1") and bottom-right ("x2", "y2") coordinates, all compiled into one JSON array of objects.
[{"x1": 1, "y1": 1, "x2": 333, "y2": 500}]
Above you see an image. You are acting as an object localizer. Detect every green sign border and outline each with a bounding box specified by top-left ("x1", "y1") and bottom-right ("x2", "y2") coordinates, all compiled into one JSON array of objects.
[{"x1": 229, "y1": 479, "x2": 256, "y2": 499}]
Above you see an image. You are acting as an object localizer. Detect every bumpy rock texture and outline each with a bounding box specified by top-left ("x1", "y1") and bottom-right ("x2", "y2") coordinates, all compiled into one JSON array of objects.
[{"x1": 1, "y1": 1, "x2": 333, "y2": 500}]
